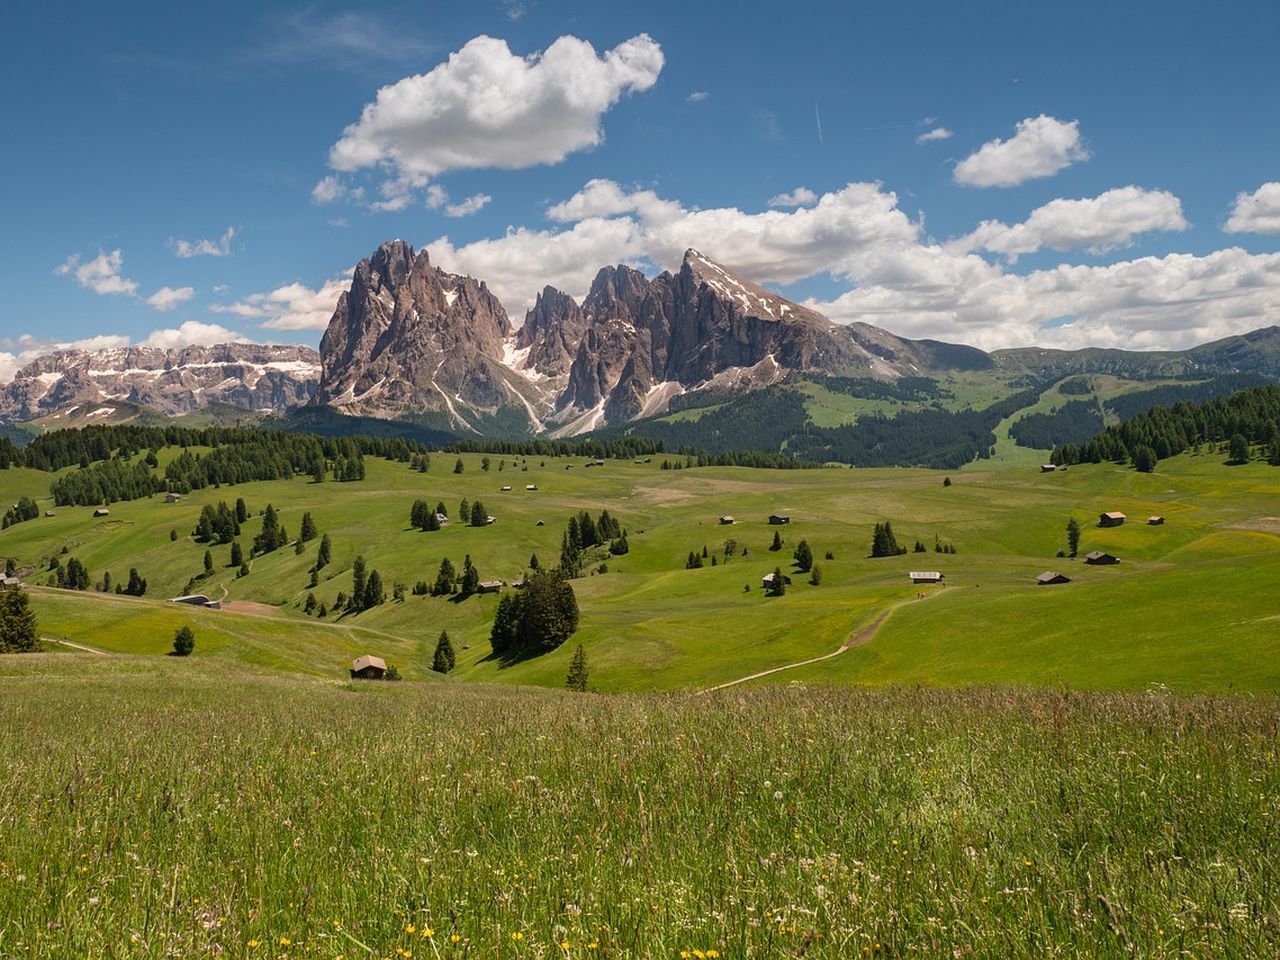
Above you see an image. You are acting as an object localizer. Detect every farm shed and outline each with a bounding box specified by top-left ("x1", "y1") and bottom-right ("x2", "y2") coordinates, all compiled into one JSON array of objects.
[
  {"x1": 0, "y1": 575, "x2": 23, "y2": 588},
  {"x1": 1036, "y1": 572, "x2": 1071, "y2": 585},
  {"x1": 910, "y1": 571, "x2": 945, "y2": 584},
  {"x1": 719, "y1": 516, "x2": 735, "y2": 525},
  {"x1": 44, "y1": 510, "x2": 55, "y2": 517},
  {"x1": 435, "y1": 513, "x2": 449, "y2": 527},
  {"x1": 477, "y1": 580, "x2": 502, "y2": 594},
  {"x1": 1148, "y1": 516, "x2": 1165, "y2": 525},
  {"x1": 526, "y1": 484, "x2": 539, "y2": 491},
  {"x1": 768, "y1": 514, "x2": 791, "y2": 525},
  {"x1": 164, "y1": 493, "x2": 183, "y2": 503},
  {"x1": 350, "y1": 655, "x2": 387, "y2": 680},
  {"x1": 761, "y1": 572, "x2": 793, "y2": 588},
  {"x1": 1040, "y1": 464, "x2": 1056, "y2": 473},
  {"x1": 93, "y1": 508, "x2": 110, "y2": 517},
  {"x1": 1084, "y1": 550, "x2": 1119, "y2": 565},
  {"x1": 1099, "y1": 511, "x2": 1126, "y2": 527}
]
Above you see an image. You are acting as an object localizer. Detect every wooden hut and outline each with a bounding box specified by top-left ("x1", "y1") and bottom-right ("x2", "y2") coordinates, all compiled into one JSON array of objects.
[
  {"x1": 910, "y1": 571, "x2": 945, "y2": 584},
  {"x1": 350, "y1": 655, "x2": 387, "y2": 680},
  {"x1": 1036, "y1": 571, "x2": 1071, "y2": 585},
  {"x1": 1099, "y1": 511, "x2": 1126, "y2": 527},
  {"x1": 1084, "y1": 550, "x2": 1119, "y2": 565}
]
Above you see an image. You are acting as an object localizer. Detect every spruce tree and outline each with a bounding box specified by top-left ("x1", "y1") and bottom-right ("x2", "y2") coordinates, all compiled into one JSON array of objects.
[
  {"x1": 770, "y1": 530, "x2": 783, "y2": 551},
  {"x1": 235, "y1": 497, "x2": 248, "y2": 523},
  {"x1": 529, "y1": 552, "x2": 540, "y2": 570},
  {"x1": 0, "y1": 585, "x2": 38, "y2": 653},
  {"x1": 351, "y1": 556, "x2": 367, "y2": 611},
  {"x1": 230, "y1": 541, "x2": 243, "y2": 567},
  {"x1": 1229, "y1": 433, "x2": 1250, "y2": 464},
  {"x1": 363, "y1": 569, "x2": 385, "y2": 609},
  {"x1": 171, "y1": 626, "x2": 195, "y2": 657},
  {"x1": 470, "y1": 501, "x2": 487, "y2": 526},
  {"x1": 793, "y1": 539, "x2": 813, "y2": 572},
  {"x1": 315, "y1": 534, "x2": 331, "y2": 570},
  {"x1": 490, "y1": 593, "x2": 520, "y2": 656},
  {"x1": 454, "y1": 457, "x2": 464, "y2": 474},
  {"x1": 300, "y1": 512, "x2": 318, "y2": 542},
  {"x1": 1066, "y1": 518, "x2": 1081, "y2": 558},
  {"x1": 203, "y1": 549, "x2": 214, "y2": 574},
  {"x1": 432, "y1": 630, "x2": 456, "y2": 673},
  {"x1": 460, "y1": 555, "x2": 480, "y2": 596},
  {"x1": 432, "y1": 557, "x2": 457, "y2": 596},
  {"x1": 565, "y1": 644, "x2": 588, "y2": 692}
]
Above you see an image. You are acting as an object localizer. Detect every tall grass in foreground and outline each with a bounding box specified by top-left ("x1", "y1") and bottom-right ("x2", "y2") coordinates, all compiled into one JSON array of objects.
[{"x1": 0, "y1": 659, "x2": 1277, "y2": 958}]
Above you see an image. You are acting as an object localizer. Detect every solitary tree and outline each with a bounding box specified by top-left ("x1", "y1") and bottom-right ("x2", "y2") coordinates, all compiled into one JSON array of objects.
[
  {"x1": 315, "y1": 534, "x2": 331, "y2": 571},
  {"x1": 793, "y1": 539, "x2": 813, "y2": 572},
  {"x1": 528, "y1": 552, "x2": 540, "y2": 570},
  {"x1": 350, "y1": 556, "x2": 367, "y2": 611},
  {"x1": 565, "y1": 644, "x2": 589, "y2": 692},
  {"x1": 1229, "y1": 433, "x2": 1250, "y2": 464},
  {"x1": 171, "y1": 626, "x2": 195, "y2": 657},
  {"x1": 0, "y1": 585, "x2": 38, "y2": 653},
  {"x1": 230, "y1": 541, "x2": 244, "y2": 567},
  {"x1": 769, "y1": 530, "x2": 783, "y2": 551},
  {"x1": 1066, "y1": 517, "x2": 1081, "y2": 558},
  {"x1": 453, "y1": 457, "x2": 465, "y2": 474},
  {"x1": 203, "y1": 549, "x2": 214, "y2": 574},
  {"x1": 432, "y1": 630, "x2": 456, "y2": 674},
  {"x1": 809, "y1": 564, "x2": 822, "y2": 586},
  {"x1": 235, "y1": 497, "x2": 249, "y2": 523},
  {"x1": 299, "y1": 512, "x2": 318, "y2": 542}
]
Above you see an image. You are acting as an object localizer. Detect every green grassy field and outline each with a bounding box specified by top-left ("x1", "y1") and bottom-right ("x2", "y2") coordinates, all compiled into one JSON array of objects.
[
  {"x1": 0, "y1": 657, "x2": 1276, "y2": 959},
  {"x1": 2, "y1": 446, "x2": 1279, "y2": 692}
]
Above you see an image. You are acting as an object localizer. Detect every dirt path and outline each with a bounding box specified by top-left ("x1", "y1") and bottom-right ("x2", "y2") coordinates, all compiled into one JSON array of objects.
[
  {"x1": 42, "y1": 637, "x2": 108, "y2": 655},
  {"x1": 700, "y1": 596, "x2": 927, "y2": 693}
]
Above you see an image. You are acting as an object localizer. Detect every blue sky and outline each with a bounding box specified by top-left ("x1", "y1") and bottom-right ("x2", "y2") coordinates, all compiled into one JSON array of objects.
[{"x1": 3, "y1": 0, "x2": 1279, "y2": 377}]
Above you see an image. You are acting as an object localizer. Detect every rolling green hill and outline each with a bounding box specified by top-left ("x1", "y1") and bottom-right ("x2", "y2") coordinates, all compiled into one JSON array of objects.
[{"x1": 4, "y1": 437, "x2": 1278, "y2": 693}]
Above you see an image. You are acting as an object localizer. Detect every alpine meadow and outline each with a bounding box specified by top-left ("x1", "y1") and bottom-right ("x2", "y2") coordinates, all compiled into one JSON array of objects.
[{"x1": 4, "y1": 2, "x2": 1280, "y2": 957}]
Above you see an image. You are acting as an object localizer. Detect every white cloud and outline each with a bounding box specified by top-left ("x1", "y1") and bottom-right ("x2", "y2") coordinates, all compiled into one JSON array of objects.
[
  {"x1": 56, "y1": 249, "x2": 138, "y2": 296},
  {"x1": 687, "y1": 90, "x2": 710, "y2": 103},
  {"x1": 319, "y1": 33, "x2": 663, "y2": 208},
  {"x1": 424, "y1": 177, "x2": 1280, "y2": 352},
  {"x1": 915, "y1": 127, "x2": 953, "y2": 143},
  {"x1": 138, "y1": 321, "x2": 253, "y2": 350},
  {"x1": 252, "y1": 10, "x2": 431, "y2": 67},
  {"x1": 212, "y1": 276, "x2": 351, "y2": 331},
  {"x1": 501, "y1": 0, "x2": 526, "y2": 21},
  {"x1": 953, "y1": 186, "x2": 1188, "y2": 260},
  {"x1": 171, "y1": 226, "x2": 235, "y2": 258},
  {"x1": 954, "y1": 115, "x2": 1089, "y2": 188},
  {"x1": 145, "y1": 286, "x2": 197, "y2": 311},
  {"x1": 425, "y1": 184, "x2": 449, "y2": 209},
  {"x1": 768, "y1": 187, "x2": 818, "y2": 208},
  {"x1": 444, "y1": 193, "x2": 492, "y2": 218},
  {"x1": 1224, "y1": 182, "x2": 1280, "y2": 234}
]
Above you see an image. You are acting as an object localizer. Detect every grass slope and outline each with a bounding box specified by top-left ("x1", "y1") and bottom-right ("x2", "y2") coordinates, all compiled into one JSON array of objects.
[
  {"x1": 0, "y1": 659, "x2": 1276, "y2": 958},
  {"x1": 2, "y1": 449, "x2": 1279, "y2": 691}
]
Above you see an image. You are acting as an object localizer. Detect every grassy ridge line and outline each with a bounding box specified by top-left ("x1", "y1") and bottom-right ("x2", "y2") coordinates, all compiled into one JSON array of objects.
[{"x1": 0, "y1": 663, "x2": 1276, "y2": 958}]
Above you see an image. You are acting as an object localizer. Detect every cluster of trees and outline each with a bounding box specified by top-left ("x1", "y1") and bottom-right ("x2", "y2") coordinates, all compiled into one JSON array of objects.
[
  {"x1": 0, "y1": 585, "x2": 38, "y2": 653},
  {"x1": 1052, "y1": 385, "x2": 1280, "y2": 468},
  {"x1": 0, "y1": 437, "x2": 23, "y2": 470},
  {"x1": 425, "y1": 554, "x2": 483, "y2": 597},
  {"x1": 251, "y1": 504, "x2": 288, "y2": 556},
  {"x1": 446, "y1": 436, "x2": 662, "y2": 461},
  {"x1": 409, "y1": 499, "x2": 446, "y2": 531},
  {"x1": 345, "y1": 556, "x2": 386, "y2": 613},
  {"x1": 13, "y1": 424, "x2": 423, "y2": 473},
  {"x1": 2, "y1": 496, "x2": 39, "y2": 529},
  {"x1": 817, "y1": 375, "x2": 946, "y2": 402},
  {"x1": 1009, "y1": 400, "x2": 1105, "y2": 450},
  {"x1": 559, "y1": 510, "x2": 626, "y2": 577},
  {"x1": 870, "y1": 522, "x2": 907, "y2": 558},
  {"x1": 53, "y1": 557, "x2": 91, "y2": 590},
  {"x1": 489, "y1": 569, "x2": 580, "y2": 659},
  {"x1": 51, "y1": 459, "x2": 163, "y2": 506},
  {"x1": 195, "y1": 499, "x2": 245, "y2": 543}
]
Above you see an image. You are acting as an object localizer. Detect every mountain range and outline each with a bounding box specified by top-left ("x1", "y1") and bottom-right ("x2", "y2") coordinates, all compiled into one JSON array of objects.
[{"x1": 5, "y1": 238, "x2": 1279, "y2": 455}]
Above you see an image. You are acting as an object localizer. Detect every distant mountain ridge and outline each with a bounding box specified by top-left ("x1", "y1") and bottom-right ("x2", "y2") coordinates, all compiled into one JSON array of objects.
[{"x1": 0, "y1": 343, "x2": 319, "y2": 424}]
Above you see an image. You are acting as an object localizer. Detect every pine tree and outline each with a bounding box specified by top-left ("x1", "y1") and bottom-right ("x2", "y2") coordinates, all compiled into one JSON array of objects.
[
  {"x1": 0, "y1": 585, "x2": 38, "y2": 653},
  {"x1": 300, "y1": 512, "x2": 318, "y2": 542},
  {"x1": 459, "y1": 498, "x2": 470, "y2": 522},
  {"x1": 768, "y1": 566, "x2": 786, "y2": 596},
  {"x1": 454, "y1": 457, "x2": 464, "y2": 474},
  {"x1": 170, "y1": 529, "x2": 178, "y2": 542},
  {"x1": 230, "y1": 541, "x2": 243, "y2": 567},
  {"x1": 351, "y1": 556, "x2": 367, "y2": 611},
  {"x1": 490, "y1": 593, "x2": 520, "y2": 656},
  {"x1": 529, "y1": 553, "x2": 540, "y2": 570},
  {"x1": 1132, "y1": 445, "x2": 1157, "y2": 473},
  {"x1": 363, "y1": 569, "x2": 385, "y2": 609},
  {"x1": 1066, "y1": 517, "x2": 1081, "y2": 558},
  {"x1": 315, "y1": 534, "x2": 331, "y2": 570},
  {"x1": 125, "y1": 568, "x2": 147, "y2": 596},
  {"x1": 793, "y1": 539, "x2": 813, "y2": 572},
  {"x1": 238, "y1": 562, "x2": 250, "y2": 578},
  {"x1": 460, "y1": 555, "x2": 480, "y2": 596},
  {"x1": 171, "y1": 626, "x2": 195, "y2": 657},
  {"x1": 432, "y1": 557, "x2": 457, "y2": 596},
  {"x1": 235, "y1": 498, "x2": 248, "y2": 523},
  {"x1": 809, "y1": 564, "x2": 822, "y2": 586},
  {"x1": 565, "y1": 644, "x2": 589, "y2": 692},
  {"x1": 203, "y1": 549, "x2": 214, "y2": 574},
  {"x1": 1229, "y1": 433, "x2": 1250, "y2": 464},
  {"x1": 770, "y1": 530, "x2": 783, "y2": 551},
  {"x1": 425, "y1": 510, "x2": 440, "y2": 531},
  {"x1": 432, "y1": 630, "x2": 456, "y2": 673},
  {"x1": 470, "y1": 501, "x2": 487, "y2": 526},
  {"x1": 304, "y1": 593, "x2": 317, "y2": 614}
]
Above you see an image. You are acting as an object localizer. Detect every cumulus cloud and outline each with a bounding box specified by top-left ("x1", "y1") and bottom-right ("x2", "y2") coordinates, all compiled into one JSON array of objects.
[
  {"x1": 953, "y1": 187, "x2": 1188, "y2": 260},
  {"x1": 317, "y1": 33, "x2": 663, "y2": 208},
  {"x1": 56, "y1": 249, "x2": 138, "y2": 296},
  {"x1": 444, "y1": 193, "x2": 492, "y2": 218},
  {"x1": 915, "y1": 127, "x2": 953, "y2": 143},
  {"x1": 171, "y1": 226, "x2": 235, "y2": 258},
  {"x1": 1224, "y1": 182, "x2": 1280, "y2": 234},
  {"x1": 137, "y1": 321, "x2": 252, "y2": 350},
  {"x1": 954, "y1": 115, "x2": 1089, "y2": 188},
  {"x1": 422, "y1": 177, "x2": 1280, "y2": 352},
  {"x1": 144, "y1": 286, "x2": 196, "y2": 311},
  {"x1": 768, "y1": 187, "x2": 818, "y2": 208},
  {"x1": 212, "y1": 276, "x2": 351, "y2": 331}
]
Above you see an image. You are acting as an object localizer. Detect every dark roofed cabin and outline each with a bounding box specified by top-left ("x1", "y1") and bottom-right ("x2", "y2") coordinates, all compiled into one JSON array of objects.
[
  {"x1": 1084, "y1": 550, "x2": 1119, "y2": 565},
  {"x1": 477, "y1": 580, "x2": 502, "y2": 594},
  {"x1": 768, "y1": 514, "x2": 791, "y2": 525},
  {"x1": 1099, "y1": 511, "x2": 1126, "y2": 527},
  {"x1": 1036, "y1": 571, "x2": 1071, "y2": 585},
  {"x1": 1148, "y1": 516, "x2": 1165, "y2": 525},
  {"x1": 350, "y1": 655, "x2": 387, "y2": 680},
  {"x1": 719, "y1": 516, "x2": 735, "y2": 525}
]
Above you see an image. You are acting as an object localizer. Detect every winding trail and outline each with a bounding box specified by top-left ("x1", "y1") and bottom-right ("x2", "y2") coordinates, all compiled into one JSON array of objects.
[
  {"x1": 42, "y1": 637, "x2": 108, "y2": 655},
  {"x1": 700, "y1": 594, "x2": 929, "y2": 693}
]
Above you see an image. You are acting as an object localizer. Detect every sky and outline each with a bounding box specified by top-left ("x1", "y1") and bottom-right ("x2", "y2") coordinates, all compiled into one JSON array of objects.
[{"x1": 3, "y1": 0, "x2": 1280, "y2": 380}]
